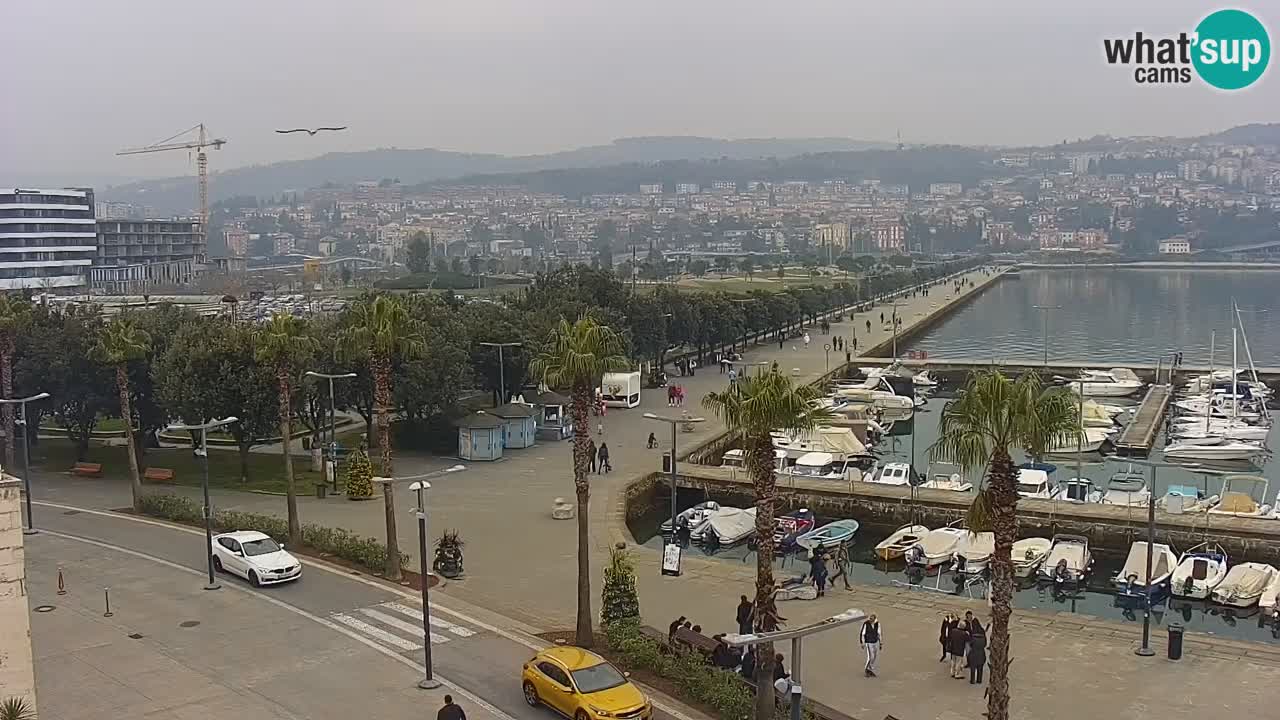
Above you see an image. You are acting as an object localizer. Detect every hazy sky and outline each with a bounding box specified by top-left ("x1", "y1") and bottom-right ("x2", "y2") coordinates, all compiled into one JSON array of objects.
[{"x1": 2, "y1": 1, "x2": 1274, "y2": 181}]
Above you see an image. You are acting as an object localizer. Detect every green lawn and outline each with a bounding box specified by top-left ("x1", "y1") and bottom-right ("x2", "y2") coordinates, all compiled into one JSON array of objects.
[{"x1": 31, "y1": 439, "x2": 330, "y2": 495}]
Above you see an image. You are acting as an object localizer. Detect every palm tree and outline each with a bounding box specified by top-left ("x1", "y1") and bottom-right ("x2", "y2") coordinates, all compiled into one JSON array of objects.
[
  {"x1": 529, "y1": 316, "x2": 628, "y2": 648},
  {"x1": 339, "y1": 295, "x2": 425, "y2": 581},
  {"x1": 0, "y1": 295, "x2": 31, "y2": 468},
  {"x1": 702, "y1": 371, "x2": 830, "y2": 720},
  {"x1": 90, "y1": 315, "x2": 152, "y2": 512},
  {"x1": 928, "y1": 370, "x2": 1078, "y2": 720},
  {"x1": 254, "y1": 315, "x2": 318, "y2": 547}
]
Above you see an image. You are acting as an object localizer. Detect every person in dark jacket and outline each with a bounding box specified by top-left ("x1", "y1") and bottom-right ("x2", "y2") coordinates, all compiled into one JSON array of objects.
[
  {"x1": 772, "y1": 653, "x2": 788, "y2": 682},
  {"x1": 739, "y1": 647, "x2": 756, "y2": 681},
  {"x1": 947, "y1": 620, "x2": 970, "y2": 679},
  {"x1": 597, "y1": 442, "x2": 611, "y2": 473},
  {"x1": 587, "y1": 438, "x2": 597, "y2": 473},
  {"x1": 736, "y1": 595, "x2": 754, "y2": 635},
  {"x1": 438, "y1": 695, "x2": 466, "y2": 720},
  {"x1": 967, "y1": 628, "x2": 987, "y2": 685},
  {"x1": 964, "y1": 611, "x2": 984, "y2": 639},
  {"x1": 939, "y1": 612, "x2": 956, "y2": 662}
]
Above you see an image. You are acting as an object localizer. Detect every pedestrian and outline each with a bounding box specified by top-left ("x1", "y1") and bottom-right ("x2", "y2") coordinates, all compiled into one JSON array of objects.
[
  {"x1": 778, "y1": 334, "x2": 784, "y2": 350},
  {"x1": 938, "y1": 612, "x2": 955, "y2": 662},
  {"x1": 736, "y1": 595, "x2": 754, "y2": 635},
  {"x1": 587, "y1": 438, "x2": 597, "y2": 473},
  {"x1": 728, "y1": 368, "x2": 737, "y2": 387},
  {"x1": 647, "y1": 432, "x2": 658, "y2": 449},
  {"x1": 597, "y1": 442, "x2": 611, "y2": 474},
  {"x1": 967, "y1": 624, "x2": 987, "y2": 685},
  {"x1": 812, "y1": 548, "x2": 828, "y2": 597},
  {"x1": 845, "y1": 350, "x2": 851, "y2": 364},
  {"x1": 771, "y1": 360, "x2": 779, "y2": 374},
  {"x1": 879, "y1": 312, "x2": 884, "y2": 324},
  {"x1": 865, "y1": 320, "x2": 871, "y2": 333},
  {"x1": 739, "y1": 647, "x2": 756, "y2": 681},
  {"x1": 677, "y1": 386, "x2": 685, "y2": 407},
  {"x1": 438, "y1": 695, "x2": 466, "y2": 720},
  {"x1": 829, "y1": 542, "x2": 852, "y2": 590},
  {"x1": 597, "y1": 421, "x2": 604, "y2": 437},
  {"x1": 668, "y1": 616, "x2": 687, "y2": 642},
  {"x1": 964, "y1": 611, "x2": 983, "y2": 637},
  {"x1": 852, "y1": 336, "x2": 858, "y2": 352},
  {"x1": 772, "y1": 653, "x2": 788, "y2": 682},
  {"x1": 803, "y1": 332, "x2": 811, "y2": 348},
  {"x1": 667, "y1": 385, "x2": 675, "y2": 407},
  {"x1": 947, "y1": 619, "x2": 969, "y2": 679},
  {"x1": 859, "y1": 614, "x2": 882, "y2": 677}
]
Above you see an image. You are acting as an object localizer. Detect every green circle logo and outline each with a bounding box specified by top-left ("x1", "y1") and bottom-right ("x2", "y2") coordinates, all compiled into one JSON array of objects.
[{"x1": 1192, "y1": 9, "x2": 1270, "y2": 90}]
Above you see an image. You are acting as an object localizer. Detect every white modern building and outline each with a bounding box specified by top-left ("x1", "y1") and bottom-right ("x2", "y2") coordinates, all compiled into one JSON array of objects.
[{"x1": 0, "y1": 188, "x2": 97, "y2": 289}]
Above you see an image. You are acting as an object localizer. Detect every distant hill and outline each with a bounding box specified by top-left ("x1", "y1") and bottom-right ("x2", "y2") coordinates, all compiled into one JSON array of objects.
[
  {"x1": 99, "y1": 136, "x2": 890, "y2": 212},
  {"x1": 1198, "y1": 123, "x2": 1280, "y2": 146}
]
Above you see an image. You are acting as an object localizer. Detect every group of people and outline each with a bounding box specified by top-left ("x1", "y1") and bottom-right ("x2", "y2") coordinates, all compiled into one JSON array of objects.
[
  {"x1": 803, "y1": 542, "x2": 852, "y2": 596},
  {"x1": 939, "y1": 611, "x2": 987, "y2": 685},
  {"x1": 666, "y1": 384, "x2": 687, "y2": 406},
  {"x1": 674, "y1": 356, "x2": 697, "y2": 377},
  {"x1": 830, "y1": 334, "x2": 855, "y2": 353},
  {"x1": 585, "y1": 437, "x2": 612, "y2": 474}
]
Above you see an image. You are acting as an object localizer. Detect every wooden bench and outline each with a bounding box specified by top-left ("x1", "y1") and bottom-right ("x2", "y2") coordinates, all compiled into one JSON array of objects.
[
  {"x1": 71, "y1": 462, "x2": 102, "y2": 477},
  {"x1": 143, "y1": 467, "x2": 175, "y2": 483}
]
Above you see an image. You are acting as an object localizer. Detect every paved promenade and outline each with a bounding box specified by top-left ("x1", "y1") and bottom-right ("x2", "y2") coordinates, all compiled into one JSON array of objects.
[{"x1": 41, "y1": 267, "x2": 1280, "y2": 718}]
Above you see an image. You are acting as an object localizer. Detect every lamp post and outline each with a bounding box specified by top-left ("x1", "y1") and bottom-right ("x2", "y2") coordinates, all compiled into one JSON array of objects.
[
  {"x1": 169, "y1": 416, "x2": 239, "y2": 590},
  {"x1": 823, "y1": 343, "x2": 831, "y2": 373},
  {"x1": 478, "y1": 341, "x2": 522, "y2": 406},
  {"x1": 404, "y1": 464, "x2": 467, "y2": 689},
  {"x1": 643, "y1": 412, "x2": 705, "y2": 577},
  {"x1": 1032, "y1": 304, "x2": 1062, "y2": 366},
  {"x1": 890, "y1": 298, "x2": 901, "y2": 360},
  {"x1": 1, "y1": 392, "x2": 50, "y2": 535},
  {"x1": 305, "y1": 371, "x2": 357, "y2": 492},
  {"x1": 1123, "y1": 457, "x2": 1189, "y2": 657}
]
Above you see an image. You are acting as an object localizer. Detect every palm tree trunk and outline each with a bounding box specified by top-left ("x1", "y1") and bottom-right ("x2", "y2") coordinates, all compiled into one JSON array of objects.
[
  {"x1": 278, "y1": 370, "x2": 301, "y2": 547},
  {"x1": 570, "y1": 384, "x2": 594, "y2": 648},
  {"x1": 373, "y1": 355, "x2": 400, "y2": 581},
  {"x1": 985, "y1": 449, "x2": 1019, "y2": 720},
  {"x1": 115, "y1": 366, "x2": 143, "y2": 512},
  {"x1": 1, "y1": 344, "x2": 13, "y2": 470},
  {"x1": 746, "y1": 433, "x2": 779, "y2": 719}
]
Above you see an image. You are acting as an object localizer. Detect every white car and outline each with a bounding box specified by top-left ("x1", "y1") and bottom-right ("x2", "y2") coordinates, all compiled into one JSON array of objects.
[{"x1": 211, "y1": 530, "x2": 302, "y2": 586}]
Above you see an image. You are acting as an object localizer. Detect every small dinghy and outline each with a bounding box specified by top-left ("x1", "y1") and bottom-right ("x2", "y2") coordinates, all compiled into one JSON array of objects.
[
  {"x1": 875, "y1": 524, "x2": 929, "y2": 561},
  {"x1": 773, "y1": 508, "x2": 817, "y2": 550},
  {"x1": 1211, "y1": 563, "x2": 1278, "y2": 608},
  {"x1": 661, "y1": 501, "x2": 720, "y2": 534},
  {"x1": 953, "y1": 531, "x2": 995, "y2": 576},
  {"x1": 907, "y1": 525, "x2": 967, "y2": 568},
  {"x1": 702, "y1": 507, "x2": 757, "y2": 546},
  {"x1": 1170, "y1": 543, "x2": 1228, "y2": 600},
  {"x1": 1112, "y1": 541, "x2": 1178, "y2": 600},
  {"x1": 1038, "y1": 534, "x2": 1092, "y2": 584},
  {"x1": 796, "y1": 519, "x2": 860, "y2": 551},
  {"x1": 1013, "y1": 538, "x2": 1052, "y2": 579}
]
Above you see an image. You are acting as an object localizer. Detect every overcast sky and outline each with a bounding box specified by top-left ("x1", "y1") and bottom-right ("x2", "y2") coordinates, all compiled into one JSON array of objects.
[{"x1": 2, "y1": 0, "x2": 1274, "y2": 181}]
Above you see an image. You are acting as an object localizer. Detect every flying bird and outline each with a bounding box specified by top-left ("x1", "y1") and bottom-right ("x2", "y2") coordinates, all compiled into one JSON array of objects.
[{"x1": 275, "y1": 126, "x2": 348, "y2": 135}]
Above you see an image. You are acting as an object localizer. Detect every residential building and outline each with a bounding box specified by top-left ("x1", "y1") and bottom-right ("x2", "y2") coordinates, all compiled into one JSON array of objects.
[
  {"x1": 224, "y1": 228, "x2": 250, "y2": 257},
  {"x1": 812, "y1": 222, "x2": 850, "y2": 252},
  {"x1": 675, "y1": 183, "x2": 700, "y2": 195},
  {"x1": 272, "y1": 233, "x2": 296, "y2": 255},
  {"x1": 870, "y1": 220, "x2": 906, "y2": 252},
  {"x1": 97, "y1": 218, "x2": 204, "y2": 266},
  {"x1": 984, "y1": 221, "x2": 1015, "y2": 247},
  {"x1": 1158, "y1": 237, "x2": 1191, "y2": 254},
  {"x1": 1075, "y1": 228, "x2": 1108, "y2": 249},
  {"x1": 0, "y1": 187, "x2": 97, "y2": 289},
  {"x1": 929, "y1": 182, "x2": 962, "y2": 197},
  {"x1": 639, "y1": 184, "x2": 663, "y2": 195}
]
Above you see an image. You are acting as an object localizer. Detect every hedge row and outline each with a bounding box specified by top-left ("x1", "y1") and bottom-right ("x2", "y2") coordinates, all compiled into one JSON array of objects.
[{"x1": 137, "y1": 493, "x2": 410, "y2": 574}]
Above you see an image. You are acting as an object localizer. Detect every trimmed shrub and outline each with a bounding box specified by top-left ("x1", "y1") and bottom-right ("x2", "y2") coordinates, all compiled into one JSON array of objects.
[{"x1": 345, "y1": 447, "x2": 373, "y2": 499}]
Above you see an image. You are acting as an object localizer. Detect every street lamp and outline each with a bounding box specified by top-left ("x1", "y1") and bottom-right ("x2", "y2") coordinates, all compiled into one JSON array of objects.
[
  {"x1": 643, "y1": 412, "x2": 705, "y2": 577},
  {"x1": 1, "y1": 392, "x2": 50, "y2": 534},
  {"x1": 823, "y1": 343, "x2": 831, "y2": 373},
  {"x1": 304, "y1": 371, "x2": 358, "y2": 492},
  {"x1": 399, "y1": 465, "x2": 467, "y2": 688},
  {"x1": 1121, "y1": 457, "x2": 1185, "y2": 657},
  {"x1": 169, "y1": 416, "x2": 239, "y2": 590},
  {"x1": 1032, "y1": 304, "x2": 1062, "y2": 366},
  {"x1": 478, "y1": 341, "x2": 522, "y2": 406}
]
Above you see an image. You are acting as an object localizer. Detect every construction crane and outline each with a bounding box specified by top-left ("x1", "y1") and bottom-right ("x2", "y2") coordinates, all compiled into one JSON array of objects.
[{"x1": 118, "y1": 124, "x2": 227, "y2": 260}]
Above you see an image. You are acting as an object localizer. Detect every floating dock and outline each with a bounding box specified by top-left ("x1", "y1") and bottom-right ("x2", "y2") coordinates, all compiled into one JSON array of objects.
[{"x1": 1113, "y1": 384, "x2": 1173, "y2": 456}]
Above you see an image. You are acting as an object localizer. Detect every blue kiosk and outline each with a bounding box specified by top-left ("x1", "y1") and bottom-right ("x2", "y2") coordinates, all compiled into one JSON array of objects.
[
  {"x1": 456, "y1": 413, "x2": 505, "y2": 461},
  {"x1": 489, "y1": 403, "x2": 538, "y2": 449}
]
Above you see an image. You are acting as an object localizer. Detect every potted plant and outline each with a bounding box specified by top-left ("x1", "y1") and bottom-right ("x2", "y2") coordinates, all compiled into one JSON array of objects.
[
  {"x1": 433, "y1": 529, "x2": 464, "y2": 578},
  {"x1": 1, "y1": 697, "x2": 36, "y2": 720}
]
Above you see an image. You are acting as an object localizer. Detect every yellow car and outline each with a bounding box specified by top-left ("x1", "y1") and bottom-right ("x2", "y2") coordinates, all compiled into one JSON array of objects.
[{"x1": 522, "y1": 646, "x2": 652, "y2": 720}]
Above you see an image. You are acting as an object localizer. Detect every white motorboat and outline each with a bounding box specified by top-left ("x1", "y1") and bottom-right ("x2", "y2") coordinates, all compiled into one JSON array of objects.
[
  {"x1": 875, "y1": 524, "x2": 929, "y2": 561},
  {"x1": 912, "y1": 370, "x2": 939, "y2": 388},
  {"x1": 920, "y1": 471, "x2": 973, "y2": 493},
  {"x1": 661, "y1": 501, "x2": 721, "y2": 534},
  {"x1": 783, "y1": 452, "x2": 852, "y2": 481},
  {"x1": 702, "y1": 506, "x2": 758, "y2": 546},
  {"x1": 1046, "y1": 427, "x2": 1111, "y2": 454},
  {"x1": 1012, "y1": 537, "x2": 1052, "y2": 579},
  {"x1": 1209, "y1": 475, "x2": 1273, "y2": 517},
  {"x1": 1262, "y1": 571, "x2": 1280, "y2": 617},
  {"x1": 1059, "y1": 368, "x2": 1144, "y2": 397},
  {"x1": 1016, "y1": 468, "x2": 1059, "y2": 500},
  {"x1": 953, "y1": 531, "x2": 995, "y2": 576},
  {"x1": 1112, "y1": 541, "x2": 1178, "y2": 600},
  {"x1": 1080, "y1": 400, "x2": 1119, "y2": 428},
  {"x1": 721, "y1": 448, "x2": 788, "y2": 471},
  {"x1": 1170, "y1": 543, "x2": 1229, "y2": 600},
  {"x1": 796, "y1": 519, "x2": 860, "y2": 551},
  {"x1": 869, "y1": 462, "x2": 914, "y2": 486},
  {"x1": 1100, "y1": 468, "x2": 1151, "y2": 507},
  {"x1": 1039, "y1": 534, "x2": 1092, "y2": 584},
  {"x1": 1163, "y1": 438, "x2": 1268, "y2": 462},
  {"x1": 1172, "y1": 423, "x2": 1270, "y2": 442},
  {"x1": 1158, "y1": 484, "x2": 1218, "y2": 514},
  {"x1": 1061, "y1": 477, "x2": 1102, "y2": 504},
  {"x1": 771, "y1": 426, "x2": 871, "y2": 462},
  {"x1": 1211, "y1": 563, "x2": 1278, "y2": 608},
  {"x1": 907, "y1": 525, "x2": 967, "y2": 568}
]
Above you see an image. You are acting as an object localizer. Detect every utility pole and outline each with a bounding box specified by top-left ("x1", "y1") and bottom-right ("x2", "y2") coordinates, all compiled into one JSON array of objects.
[
  {"x1": 1032, "y1": 304, "x2": 1062, "y2": 366},
  {"x1": 0, "y1": 392, "x2": 50, "y2": 534},
  {"x1": 478, "y1": 341, "x2": 522, "y2": 406}
]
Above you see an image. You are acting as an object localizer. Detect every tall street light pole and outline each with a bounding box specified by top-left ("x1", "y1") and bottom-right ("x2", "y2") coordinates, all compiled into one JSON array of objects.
[
  {"x1": 170, "y1": 416, "x2": 239, "y2": 590},
  {"x1": 1124, "y1": 457, "x2": 1195, "y2": 657},
  {"x1": 478, "y1": 341, "x2": 522, "y2": 406},
  {"x1": 643, "y1": 412, "x2": 705, "y2": 576},
  {"x1": 1, "y1": 392, "x2": 50, "y2": 535},
  {"x1": 305, "y1": 370, "x2": 357, "y2": 492},
  {"x1": 405, "y1": 464, "x2": 466, "y2": 689},
  {"x1": 1032, "y1": 304, "x2": 1062, "y2": 367}
]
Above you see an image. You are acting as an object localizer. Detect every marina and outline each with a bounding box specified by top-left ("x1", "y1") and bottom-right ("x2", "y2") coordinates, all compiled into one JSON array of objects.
[{"x1": 1112, "y1": 384, "x2": 1173, "y2": 455}]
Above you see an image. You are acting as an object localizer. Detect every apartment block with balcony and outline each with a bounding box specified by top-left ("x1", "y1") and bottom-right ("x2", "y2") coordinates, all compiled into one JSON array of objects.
[
  {"x1": 0, "y1": 187, "x2": 97, "y2": 289},
  {"x1": 93, "y1": 218, "x2": 204, "y2": 293}
]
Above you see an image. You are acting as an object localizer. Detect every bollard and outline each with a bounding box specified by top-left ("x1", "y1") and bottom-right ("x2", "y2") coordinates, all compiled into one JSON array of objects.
[
  {"x1": 57, "y1": 566, "x2": 67, "y2": 595},
  {"x1": 103, "y1": 587, "x2": 113, "y2": 618}
]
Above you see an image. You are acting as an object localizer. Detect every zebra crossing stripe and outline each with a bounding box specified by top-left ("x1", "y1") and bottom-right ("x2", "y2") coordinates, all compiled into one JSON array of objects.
[
  {"x1": 381, "y1": 602, "x2": 477, "y2": 637},
  {"x1": 331, "y1": 613, "x2": 422, "y2": 651},
  {"x1": 358, "y1": 607, "x2": 450, "y2": 645}
]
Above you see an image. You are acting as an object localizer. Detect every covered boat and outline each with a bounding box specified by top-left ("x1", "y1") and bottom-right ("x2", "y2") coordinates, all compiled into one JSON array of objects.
[
  {"x1": 1039, "y1": 534, "x2": 1091, "y2": 584},
  {"x1": 907, "y1": 525, "x2": 967, "y2": 568},
  {"x1": 1101, "y1": 469, "x2": 1151, "y2": 507},
  {"x1": 1112, "y1": 541, "x2": 1178, "y2": 600},
  {"x1": 702, "y1": 507, "x2": 757, "y2": 546},
  {"x1": 921, "y1": 463, "x2": 973, "y2": 492},
  {"x1": 771, "y1": 426, "x2": 871, "y2": 461},
  {"x1": 1158, "y1": 484, "x2": 1217, "y2": 514},
  {"x1": 661, "y1": 501, "x2": 720, "y2": 534},
  {"x1": 1012, "y1": 538, "x2": 1052, "y2": 579},
  {"x1": 1211, "y1": 562, "x2": 1278, "y2": 608},
  {"x1": 784, "y1": 452, "x2": 851, "y2": 481},
  {"x1": 870, "y1": 462, "x2": 914, "y2": 486},
  {"x1": 1170, "y1": 543, "x2": 1228, "y2": 600},
  {"x1": 953, "y1": 531, "x2": 995, "y2": 576},
  {"x1": 796, "y1": 519, "x2": 860, "y2": 551},
  {"x1": 1046, "y1": 427, "x2": 1111, "y2": 454},
  {"x1": 721, "y1": 448, "x2": 787, "y2": 471},
  {"x1": 1209, "y1": 475, "x2": 1272, "y2": 518},
  {"x1": 875, "y1": 524, "x2": 929, "y2": 561},
  {"x1": 1016, "y1": 468, "x2": 1059, "y2": 500}
]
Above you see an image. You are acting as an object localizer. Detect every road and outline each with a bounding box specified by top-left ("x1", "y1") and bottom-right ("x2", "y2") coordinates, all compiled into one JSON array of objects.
[{"x1": 25, "y1": 502, "x2": 699, "y2": 720}]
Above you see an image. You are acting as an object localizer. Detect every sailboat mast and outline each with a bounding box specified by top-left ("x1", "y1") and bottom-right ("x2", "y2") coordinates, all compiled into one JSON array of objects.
[
  {"x1": 1231, "y1": 327, "x2": 1238, "y2": 421},
  {"x1": 1233, "y1": 300, "x2": 1268, "y2": 419},
  {"x1": 1076, "y1": 379, "x2": 1084, "y2": 481},
  {"x1": 1205, "y1": 330, "x2": 1215, "y2": 434}
]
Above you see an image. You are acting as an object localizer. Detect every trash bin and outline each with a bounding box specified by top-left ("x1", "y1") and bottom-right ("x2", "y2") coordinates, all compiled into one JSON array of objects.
[
  {"x1": 314, "y1": 483, "x2": 328, "y2": 500},
  {"x1": 662, "y1": 452, "x2": 673, "y2": 474},
  {"x1": 1167, "y1": 623, "x2": 1184, "y2": 660}
]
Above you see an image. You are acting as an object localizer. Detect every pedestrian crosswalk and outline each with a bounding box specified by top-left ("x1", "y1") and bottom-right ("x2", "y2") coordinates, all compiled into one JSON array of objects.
[{"x1": 332, "y1": 600, "x2": 479, "y2": 653}]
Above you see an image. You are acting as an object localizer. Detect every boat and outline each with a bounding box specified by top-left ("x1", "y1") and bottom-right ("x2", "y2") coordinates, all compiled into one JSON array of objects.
[
  {"x1": 1172, "y1": 424, "x2": 1270, "y2": 442},
  {"x1": 796, "y1": 519, "x2": 860, "y2": 551},
  {"x1": 721, "y1": 448, "x2": 787, "y2": 471},
  {"x1": 1170, "y1": 543, "x2": 1228, "y2": 600},
  {"x1": 1012, "y1": 537, "x2": 1052, "y2": 579},
  {"x1": 869, "y1": 462, "x2": 914, "y2": 486},
  {"x1": 1016, "y1": 468, "x2": 1059, "y2": 500},
  {"x1": 1058, "y1": 368, "x2": 1144, "y2": 397},
  {"x1": 1100, "y1": 469, "x2": 1151, "y2": 507},
  {"x1": 660, "y1": 501, "x2": 720, "y2": 534},
  {"x1": 1112, "y1": 541, "x2": 1178, "y2": 600},
  {"x1": 783, "y1": 452, "x2": 853, "y2": 481},
  {"x1": 1046, "y1": 427, "x2": 1111, "y2": 454},
  {"x1": 912, "y1": 371, "x2": 939, "y2": 388},
  {"x1": 1038, "y1": 534, "x2": 1092, "y2": 584},
  {"x1": 1209, "y1": 475, "x2": 1273, "y2": 517},
  {"x1": 907, "y1": 525, "x2": 968, "y2": 568},
  {"x1": 1080, "y1": 399, "x2": 1119, "y2": 428},
  {"x1": 919, "y1": 468, "x2": 973, "y2": 493},
  {"x1": 1158, "y1": 484, "x2": 1217, "y2": 514},
  {"x1": 1163, "y1": 438, "x2": 1268, "y2": 462},
  {"x1": 1262, "y1": 571, "x2": 1280, "y2": 617},
  {"x1": 953, "y1": 531, "x2": 995, "y2": 576},
  {"x1": 773, "y1": 508, "x2": 817, "y2": 548},
  {"x1": 701, "y1": 507, "x2": 757, "y2": 546},
  {"x1": 771, "y1": 426, "x2": 872, "y2": 462},
  {"x1": 1061, "y1": 477, "x2": 1102, "y2": 504},
  {"x1": 874, "y1": 524, "x2": 929, "y2": 561},
  {"x1": 1211, "y1": 563, "x2": 1278, "y2": 608}
]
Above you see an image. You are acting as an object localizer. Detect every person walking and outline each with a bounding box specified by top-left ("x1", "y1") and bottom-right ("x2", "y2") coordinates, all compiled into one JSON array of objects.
[
  {"x1": 728, "y1": 368, "x2": 737, "y2": 387},
  {"x1": 967, "y1": 624, "x2": 987, "y2": 685},
  {"x1": 811, "y1": 547, "x2": 828, "y2": 597},
  {"x1": 736, "y1": 595, "x2": 754, "y2": 635},
  {"x1": 438, "y1": 695, "x2": 466, "y2": 720},
  {"x1": 859, "y1": 614, "x2": 882, "y2": 677},
  {"x1": 597, "y1": 442, "x2": 611, "y2": 473},
  {"x1": 947, "y1": 620, "x2": 969, "y2": 679},
  {"x1": 829, "y1": 542, "x2": 852, "y2": 590},
  {"x1": 938, "y1": 612, "x2": 956, "y2": 662},
  {"x1": 647, "y1": 432, "x2": 658, "y2": 449},
  {"x1": 803, "y1": 332, "x2": 811, "y2": 348},
  {"x1": 587, "y1": 438, "x2": 597, "y2": 473},
  {"x1": 865, "y1": 319, "x2": 871, "y2": 334}
]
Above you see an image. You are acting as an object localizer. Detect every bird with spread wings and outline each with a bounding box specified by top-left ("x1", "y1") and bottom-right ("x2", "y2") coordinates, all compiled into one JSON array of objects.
[{"x1": 275, "y1": 127, "x2": 348, "y2": 135}]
